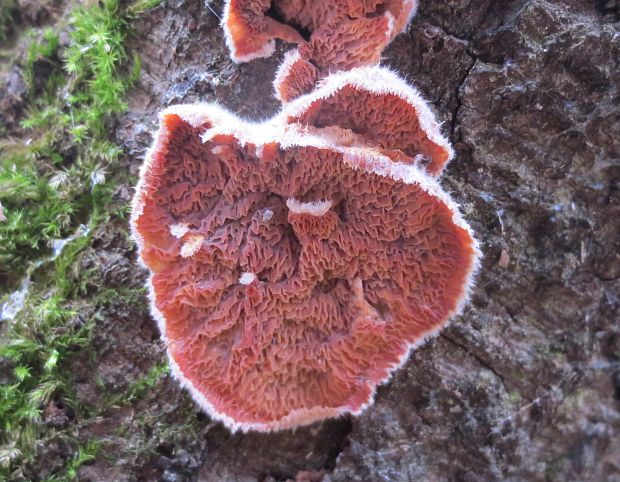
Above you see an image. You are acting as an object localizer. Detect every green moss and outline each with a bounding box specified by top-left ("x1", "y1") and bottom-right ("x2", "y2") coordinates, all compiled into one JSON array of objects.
[
  {"x1": 0, "y1": 293, "x2": 93, "y2": 474},
  {"x1": 0, "y1": 156, "x2": 78, "y2": 273},
  {"x1": 1, "y1": 0, "x2": 153, "y2": 276},
  {"x1": 0, "y1": 0, "x2": 17, "y2": 42},
  {"x1": 63, "y1": 440, "x2": 102, "y2": 481},
  {"x1": 64, "y1": 0, "x2": 134, "y2": 140},
  {"x1": 0, "y1": 0, "x2": 162, "y2": 478},
  {"x1": 114, "y1": 402, "x2": 203, "y2": 468},
  {"x1": 95, "y1": 285, "x2": 148, "y2": 307},
  {"x1": 23, "y1": 28, "x2": 61, "y2": 89},
  {"x1": 507, "y1": 391, "x2": 522, "y2": 404},
  {"x1": 113, "y1": 362, "x2": 170, "y2": 406}
]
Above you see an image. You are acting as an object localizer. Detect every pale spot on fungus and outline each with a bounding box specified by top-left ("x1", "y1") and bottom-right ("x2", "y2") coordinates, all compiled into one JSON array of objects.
[
  {"x1": 169, "y1": 223, "x2": 190, "y2": 239},
  {"x1": 261, "y1": 209, "x2": 274, "y2": 222},
  {"x1": 239, "y1": 271, "x2": 257, "y2": 285},
  {"x1": 286, "y1": 198, "x2": 333, "y2": 216},
  {"x1": 180, "y1": 234, "x2": 204, "y2": 258}
]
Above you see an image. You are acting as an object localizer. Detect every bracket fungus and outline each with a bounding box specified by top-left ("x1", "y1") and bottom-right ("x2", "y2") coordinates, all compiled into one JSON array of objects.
[
  {"x1": 131, "y1": 104, "x2": 479, "y2": 432},
  {"x1": 223, "y1": 0, "x2": 418, "y2": 100},
  {"x1": 130, "y1": 0, "x2": 480, "y2": 433},
  {"x1": 283, "y1": 66, "x2": 454, "y2": 177}
]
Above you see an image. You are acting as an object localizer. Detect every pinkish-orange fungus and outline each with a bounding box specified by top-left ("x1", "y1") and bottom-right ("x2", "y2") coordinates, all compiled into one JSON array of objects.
[
  {"x1": 273, "y1": 50, "x2": 319, "y2": 103},
  {"x1": 284, "y1": 67, "x2": 454, "y2": 177},
  {"x1": 223, "y1": 0, "x2": 417, "y2": 64},
  {"x1": 273, "y1": 12, "x2": 399, "y2": 100},
  {"x1": 223, "y1": 0, "x2": 305, "y2": 62},
  {"x1": 225, "y1": 0, "x2": 417, "y2": 101},
  {"x1": 131, "y1": 105, "x2": 479, "y2": 432}
]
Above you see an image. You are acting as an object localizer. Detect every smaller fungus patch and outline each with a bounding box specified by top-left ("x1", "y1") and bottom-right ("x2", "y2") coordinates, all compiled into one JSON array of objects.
[
  {"x1": 223, "y1": 0, "x2": 417, "y2": 100},
  {"x1": 283, "y1": 67, "x2": 454, "y2": 177}
]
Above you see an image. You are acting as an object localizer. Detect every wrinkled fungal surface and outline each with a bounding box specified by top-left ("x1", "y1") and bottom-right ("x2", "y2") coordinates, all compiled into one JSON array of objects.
[
  {"x1": 273, "y1": 50, "x2": 319, "y2": 102},
  {"x1": 131, "y1": 104, "x2": 479, "y2": 432},
  {"x1": 284, "y1": 67, "x2": 454, "y2": 176},
  {"x1": 223, "y1": 0, "x2": 417, "y2": 84},
  {"x1": 223, "y1": 0, "x2": 304, "y2": 62}
]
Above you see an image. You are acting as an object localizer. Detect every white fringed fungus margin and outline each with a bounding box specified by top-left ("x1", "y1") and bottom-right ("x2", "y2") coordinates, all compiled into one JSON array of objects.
[{"x1": 283, "y1": 66, "x2": 455, "y2": 176}]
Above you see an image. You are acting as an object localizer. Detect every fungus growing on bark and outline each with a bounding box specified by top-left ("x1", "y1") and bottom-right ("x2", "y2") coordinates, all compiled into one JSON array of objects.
[
  {"x1": 223, "y1": 0, "x2": 417, "y2": 100},
  {"x1": 273, "y1": 50, "x2": 319, "y2": 103},
  {"x1": 131, "y1": 104, "x2": 479, "y2": 432},
  {"x1": 283, "y1": 67, "x2": 454, "y2": 177}
]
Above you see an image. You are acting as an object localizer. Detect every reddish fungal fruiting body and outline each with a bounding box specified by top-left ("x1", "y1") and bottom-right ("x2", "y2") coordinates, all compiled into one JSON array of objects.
[
  {"x1": 131, "y1": 105, "x2": 479, "y2": 432},
  {"x1": 283, "y1": 67, "x2": 455, "y2": 177},
  {"x1": 223, "y1": 0, "x2": 305, "y2": 62},
  {"x1": 223, "y1": 0, "x2": 417, "y2": 100},
  {"x1": 132, "y1": 0, "x2": 480, "y2": 433}
]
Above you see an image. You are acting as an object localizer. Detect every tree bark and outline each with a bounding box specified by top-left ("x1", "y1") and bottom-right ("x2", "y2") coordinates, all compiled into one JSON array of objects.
[{"x1": 4, "y1": 0, "x2": 619, "y2": 480}]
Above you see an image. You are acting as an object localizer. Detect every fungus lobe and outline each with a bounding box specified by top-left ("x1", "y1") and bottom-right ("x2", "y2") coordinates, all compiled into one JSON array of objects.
[
  {"x1": 283, "y1": 67, "x2": 454, "y2": 177},
  {"x1": 131, "y1": 104, "x2": 479, "y2": 432},
  {"x1": 223, "y1": 0, "x2": 417, "y2": 100}
]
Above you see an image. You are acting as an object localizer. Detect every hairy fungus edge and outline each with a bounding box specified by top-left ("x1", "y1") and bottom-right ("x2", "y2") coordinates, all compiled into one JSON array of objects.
[
  {"x1": 283, "y1": 66, "x2": 455, "y2": 175},
  {"x1": 130, "y1": 104, "x2": 229, "y2": 264},
  {"x1": 222, "y1": 0, "x2": 276, "y2": 63},
  {"x1": 273, "y1": 49, "x2": 302, "y2": 102},
  {"x1": 403, "y1": 0, "x2": 419, "y2": 33}
]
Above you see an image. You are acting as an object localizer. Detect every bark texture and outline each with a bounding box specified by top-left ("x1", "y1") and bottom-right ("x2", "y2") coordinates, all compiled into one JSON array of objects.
[{"x1": 6, "y1": 0, "x2": 620, "y2": 480}]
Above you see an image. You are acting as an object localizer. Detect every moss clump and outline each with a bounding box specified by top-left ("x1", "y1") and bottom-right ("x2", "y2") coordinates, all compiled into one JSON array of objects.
[
  {"x1": 0, "y1": 0, "x2": 162, "y2": 479},
  {"x1": 0, "y1": 0, "x2": 17, "y2": 42},
  {"x1": 0, "y1": 0, "x2": 145, "y2": 275},
  {"x1": 0, "y1": 295, "x2": 92, "y2": 472}
]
